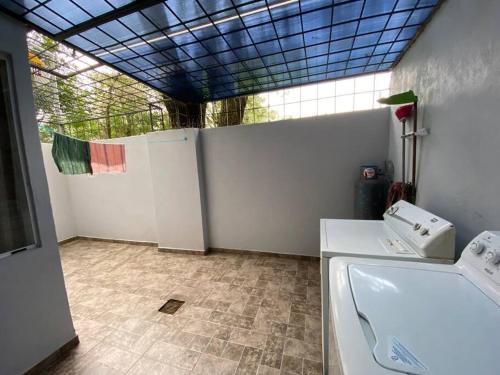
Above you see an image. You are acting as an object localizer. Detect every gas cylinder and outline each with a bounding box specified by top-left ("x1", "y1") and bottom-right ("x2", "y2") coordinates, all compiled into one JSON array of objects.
[{"x1": 355, "y1": 166, "x2": 389, "y2": 220}]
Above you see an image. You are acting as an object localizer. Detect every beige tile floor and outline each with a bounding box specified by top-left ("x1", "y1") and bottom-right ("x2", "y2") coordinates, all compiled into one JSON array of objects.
[{"x1": 47, "y1": 239, "x2": 322, "y2": 375}]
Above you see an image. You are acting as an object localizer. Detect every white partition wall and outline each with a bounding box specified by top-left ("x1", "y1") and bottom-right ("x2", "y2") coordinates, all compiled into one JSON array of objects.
[
  {"x1": 202, "y1": 109, "x2": 390, "y2": 256},
  {"x1": 148, "y1": 129, "x2": 208, "y2": 252},
  {"x1": 42, "y1": 130, "x2": 208, "y2": 252},
  {"x1": 42, "y1": 144, "x2": 77, "y2": 242},
  {"x1": 43, "y1": 109, "x2": 389, "y2": 256},
  {"x1": 65, "y1": 136, "x2": 157, "y2": 243}
]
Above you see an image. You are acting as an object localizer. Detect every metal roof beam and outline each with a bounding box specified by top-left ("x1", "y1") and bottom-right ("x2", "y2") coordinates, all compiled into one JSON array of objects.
[
  {"x1": 53, "y1": 0, "x2": 166, "y2": 41},
  {"x1": 30, "y1": 64, "x2": 67, "y2": 79}
]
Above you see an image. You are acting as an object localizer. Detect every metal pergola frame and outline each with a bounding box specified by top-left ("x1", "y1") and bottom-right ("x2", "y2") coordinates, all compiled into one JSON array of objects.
[
  {"x1": 0, "y1": 0, "x2": 444, "y2": 103},
  {"x1": 53, "y1": 0, "x2": 167, "y2": 41},
  {"x1": 28, "y1": 30, "x2": 166, "y2": 128}
]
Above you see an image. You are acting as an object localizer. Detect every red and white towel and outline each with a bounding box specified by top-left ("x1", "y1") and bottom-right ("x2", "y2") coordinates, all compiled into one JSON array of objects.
[{"x1": 89, "y1": 142, "x2": 126, "y2": 174}]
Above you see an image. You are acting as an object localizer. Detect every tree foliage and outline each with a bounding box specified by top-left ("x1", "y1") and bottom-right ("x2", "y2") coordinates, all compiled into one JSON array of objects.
[
  {"x1": 206, "y1": 95, "x2": 277, "y2": 128},
  {"x1": 29, "y1": 32, "x2": 278, "y2": 141}
]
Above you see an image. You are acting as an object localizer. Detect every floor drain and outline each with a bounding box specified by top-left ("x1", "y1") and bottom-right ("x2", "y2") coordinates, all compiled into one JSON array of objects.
[{"x1": 159, "y1": 299, "x2": 185, "y2": 314}]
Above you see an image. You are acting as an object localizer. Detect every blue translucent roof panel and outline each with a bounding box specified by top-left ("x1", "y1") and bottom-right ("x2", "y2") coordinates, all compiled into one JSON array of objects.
[{"x1": 0, "y1": 0, "x2": 442, "y2": 102}]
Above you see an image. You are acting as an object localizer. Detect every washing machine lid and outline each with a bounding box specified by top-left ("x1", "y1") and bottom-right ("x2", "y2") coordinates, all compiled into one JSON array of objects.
[
  {"x1": 348, "y1": 264, "x2": 500, "y2": 375},
  {"x1": 321, "y1": 219, "x2": 419, "y2": 259}
]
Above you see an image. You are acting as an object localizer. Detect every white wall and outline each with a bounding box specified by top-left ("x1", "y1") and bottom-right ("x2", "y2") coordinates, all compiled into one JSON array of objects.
[
  {"x1": 42, "y1": 144, "x2": 77, "y2": 241},
  {"x1": 202, "y1": 109, "x2": 390, "y2": 256},
  {"x1": 148, "y1": 129, "x2": 207, "y2": 251},
  {"x1": 43, "y1": 110, "x2": 389, "y2": 256},
  {"x1": 0, "y1": 14, "x2": 76, "y2": 375},
  {"x1": 43, "y1": 130, "x2": 207, "y2": 251},
  {"x1": 388, "y1": 0, "x2": 500, "y2": 254},
  {"x1": 66, "y1": 135, "x2": 157, "y2": 243}
]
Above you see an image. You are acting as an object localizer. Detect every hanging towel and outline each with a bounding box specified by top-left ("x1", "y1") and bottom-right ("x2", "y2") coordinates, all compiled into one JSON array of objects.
[
  {"x1": 89, "y1": 142, "x2": 126, "y2": 174},
  {"x1": 52, "y1": 132, "x2": 92, "y2": 175}
]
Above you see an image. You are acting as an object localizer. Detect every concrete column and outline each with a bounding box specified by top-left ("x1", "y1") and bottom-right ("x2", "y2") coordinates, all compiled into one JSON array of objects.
[{"x1": 147, "y1": 128, "x2": 208, "y2": 252}]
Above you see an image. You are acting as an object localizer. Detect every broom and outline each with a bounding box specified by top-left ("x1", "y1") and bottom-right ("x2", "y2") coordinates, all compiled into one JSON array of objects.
[{"x1": 378, "y1": 91, "x2": 418, "y2": 206}]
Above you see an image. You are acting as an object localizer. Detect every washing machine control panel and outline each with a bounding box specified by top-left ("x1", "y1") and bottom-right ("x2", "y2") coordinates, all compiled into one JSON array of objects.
[
  {"x1": 384, "y1": 200, "x2": 455, "y2": 260},
  {"x1": 463, "y1": 231, "x2": 500, "y2": 285}
]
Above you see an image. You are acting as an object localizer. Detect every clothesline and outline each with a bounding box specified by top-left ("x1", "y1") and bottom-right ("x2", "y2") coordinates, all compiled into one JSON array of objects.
[
  {"x1": 147, "y1": 128, "x2": 188, "y2": 144},
  {"x1": 51, "y1": 132, "x2": 126, "y2": 176},
  {"x1": 147, "y1": 136, "x2": 188, "y2": 144}
]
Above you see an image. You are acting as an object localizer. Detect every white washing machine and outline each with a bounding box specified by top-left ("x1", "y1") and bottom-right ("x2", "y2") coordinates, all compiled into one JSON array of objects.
[
  {"x1": 321, "y1": 200, "x2": 456, "y2": 373},
  {"x1": 328, "y1": 231, "x2": 500, "y2": 375}
]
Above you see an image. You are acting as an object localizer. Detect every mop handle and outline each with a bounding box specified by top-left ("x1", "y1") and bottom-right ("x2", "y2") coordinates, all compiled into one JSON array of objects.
[{"x1": 402, "y1": 119, "x2": 406, "y2": 184}]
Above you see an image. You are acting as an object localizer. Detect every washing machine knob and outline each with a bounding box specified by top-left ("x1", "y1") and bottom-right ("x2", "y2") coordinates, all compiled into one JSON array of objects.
[
  {"x1": 470, "y1": 241, "x2": 485, "y2": 255},
  {"x1": 419, "y1": 227, "x2": 429, "y2": 236},
  {"x1": 487, "y1": 250, "x2": 500, "y2": 265}
]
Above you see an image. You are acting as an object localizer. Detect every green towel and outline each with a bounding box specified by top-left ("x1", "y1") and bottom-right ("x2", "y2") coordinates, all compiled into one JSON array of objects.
[{"x1": 51, "y1": 132, "x2": 92, "y2": 175}]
